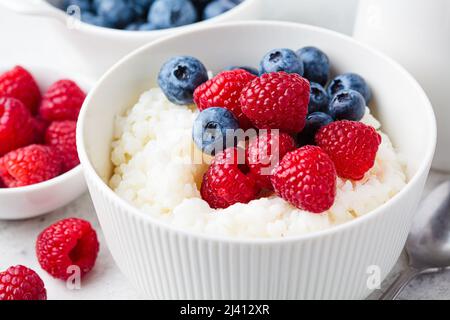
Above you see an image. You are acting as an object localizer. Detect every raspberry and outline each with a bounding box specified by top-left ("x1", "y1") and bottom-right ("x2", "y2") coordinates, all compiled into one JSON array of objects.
[
  {"x1": 0, "y1": 265, "x2": 47, "y2": 300},
  {"x1": 246, "y1": 130, "x2": 296, "y2": 190},
  {"x1": 0, "y1": 145, "x2": 62, "y2": 188},
  {"x1": 240, "y1": 72, "x2": 310, "y2": 133},
  {"x1": 201, "y1": 147, "x2": 260, "y2": 209},
  {"x1": 194, "y1": 69, "x2": 257, "y2": 129},
  {"x1": 39, "y1": 80, "x2": 86, "y2": 122},
  {"x1": 0, "y1": 97, "x2": 35, "y2": 156},
  {"x1": 32, "y1": 116, "x2": 49, "y2": 144},
  {"x1": 0, "y1": 66, "x2": 41, "y2": 114},
  {"x1": 36, "y1": 218, "x2": 99, "y2": 280},
  {"x1": 271, "y1": 146, "x2": 337, "y2": 213},
  {"x1": 45, "y1": 121, "x2": 79, "y2": 172},
  {"x1": 316, "y1": 120, "x2": 382, "y2": 181}
]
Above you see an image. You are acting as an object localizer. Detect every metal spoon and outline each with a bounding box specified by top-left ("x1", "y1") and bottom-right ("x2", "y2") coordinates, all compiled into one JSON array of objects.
[{"x1": 380, "y1": 180, "x2": 450, "y2": 300}]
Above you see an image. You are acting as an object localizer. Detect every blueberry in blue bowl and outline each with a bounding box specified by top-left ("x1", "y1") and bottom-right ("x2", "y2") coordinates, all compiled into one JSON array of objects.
[
  {"x1": 158, "y1": 56, "x2": 209, "y2": 105},
  {"x1": 193, "y1": 107, "x2": 240, "y2": 155}
]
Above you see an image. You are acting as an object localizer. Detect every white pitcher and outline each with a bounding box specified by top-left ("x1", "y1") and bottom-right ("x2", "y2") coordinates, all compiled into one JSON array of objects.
[
  {"x1": 263, "y1": 0, "x2": 359, "y2": 34},
  {"x1": 353, "y1": 0, "x2": 450, "y2": 172}
]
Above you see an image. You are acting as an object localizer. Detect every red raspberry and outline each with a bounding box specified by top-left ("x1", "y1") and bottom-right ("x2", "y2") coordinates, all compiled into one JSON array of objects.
[
  {"x1": 39, "y1": 80, "x2": 86, "y2": 122},
  {"x1": 0, "y1": 97, "x2": 35, "y2": 156},
  {"x1": 271, "y1": 146, "x2": 337, "y2": 213},
  {"x1": 201, "y1": 147, "x2": 260, "y2": 209},
  {"x1": 36, "y1": 218, "x2": 99, "y2": 280},
  {"x1": 240, "y1": 72, "x2": 310, "y2": 133},
  {"x1": 246, "y1": 130, "x2": 297, "y2": 190},
  {"x1": 32, "y1": 116, "x2": 50, "y2": 144},
  {"x1": 0, "y1": 265, "x2": 47, "y2": 300},
  {"x1": 194, "y1": 69, "x2": 257, "y2": 129},
  {"x1": 45, "y1": 121, "x2": 79, "y2": 172},
  {"x1": 0, "y1": 66, "x2": 41, "y2": 114},
  {"x1": 0, "y1": 145, "x2": 62, "y2": 188},
  {"x1": 316, "y1": 120, "x2": 382, "y2": 181}
]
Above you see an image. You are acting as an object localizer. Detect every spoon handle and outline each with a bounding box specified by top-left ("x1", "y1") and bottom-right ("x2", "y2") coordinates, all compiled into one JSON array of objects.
[{"x1": 380, "y1": 267, "x2": 422, "y2": 300}]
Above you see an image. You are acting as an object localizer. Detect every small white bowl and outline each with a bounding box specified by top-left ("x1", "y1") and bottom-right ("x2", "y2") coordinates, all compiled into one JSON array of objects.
[
  {"x1": 0, "y1": 0, "x2": 263, "y2": 78},
  {"x1": 0, "y1": 65, "x2": 91, "y2": 220},
  {"x1": 78, "y1": 21, "x2": 436, "y2": 299}
]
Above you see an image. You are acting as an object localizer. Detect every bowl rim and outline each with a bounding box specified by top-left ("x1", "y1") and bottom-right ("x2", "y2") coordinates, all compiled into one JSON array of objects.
[
  {"x1": 43, "y1": 0, "x2": 260, "y2": 38},
  {"x1": 0, "y1": 165, "x2": 82, "y2": 194},
  {"x1": 77, "y1": 20, "x2": 437, "y2": 245}
]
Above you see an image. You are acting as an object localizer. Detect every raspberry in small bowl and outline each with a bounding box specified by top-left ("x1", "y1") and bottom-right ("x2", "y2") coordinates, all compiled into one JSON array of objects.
[{"x1": 0, "y1": 65, "x2": 92, "y2": 220}]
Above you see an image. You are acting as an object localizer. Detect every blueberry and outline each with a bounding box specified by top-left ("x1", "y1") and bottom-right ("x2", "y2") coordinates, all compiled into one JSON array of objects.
[
  {"x1": 81, "y1": 12, "x2": 115, "y2": 27},
  {"x1": 92, "y1": 0, "x2": 102, "y2": 12},
  {"x1": 125, "y1": 22, "x2": 143, "y2": 30},
  {"x1": 203, "y1": 0, "x2": 238, "y2": 20},
  {"x1": 129, "y1": 0, "x2": 154, "y2": 18},
  {"x1": 193, "y1": 107, "x2": 240, "y2": 155},
  {"x1": 297, "y1": 112, "x2": 334, "y2": 146},
  {"x1": 97, "y1": 0, "x2": 137, "y2": 28},
  {"x1": 148, "y1": 0, "x2": 198, "y2": 29},
  {"x1": 327, "y1": 73, "x2": 372, "y2": 103},
  {"x1": 224, "y1": 66, "x2": 259, "y2": 76},
  {"x1": 297, "y1": 46, "x2": 330, "y2": 86},
  {"x1": 138, "y1": 22, "x2": 157, "y2": 30},
  {"x1": 259, "y1": 48, "x2": 304, "y2": 76},
  {"x1": 158, "y1": 56, "x2": 208, "y2": 105},
  {"x1": 308, "y1": 82, "x2": 330, "y2": 114},
  {"x1": 328, "y1": 89, "x2": 366, "y2": 121},
  {"x1": 63, "y1": 0, "x2": 92, "y2": 12}
]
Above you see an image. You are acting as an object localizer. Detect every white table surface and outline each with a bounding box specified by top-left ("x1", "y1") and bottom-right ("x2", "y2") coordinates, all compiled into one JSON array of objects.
[{"x1": 0, "y1": 5, "x2": 449, "y2": 300}]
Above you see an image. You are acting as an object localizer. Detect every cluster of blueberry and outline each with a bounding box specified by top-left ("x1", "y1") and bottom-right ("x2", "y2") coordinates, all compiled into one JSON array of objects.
[
  {"x1": 158, "y1": 46, "x2": 372, "y2": 152},
  {"x1": 259, "y1": 47, "x2": 372, "y2": 146},
  {"x1": 157, "y1": 50, "x2": 378, "y2": 213},
  {"x1": 59, "y1": 0, "x2": 244, "y2": 30}
]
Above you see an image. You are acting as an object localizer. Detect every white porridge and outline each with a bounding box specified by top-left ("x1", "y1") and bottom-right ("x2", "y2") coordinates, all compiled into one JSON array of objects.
[{"x1": 110, "y1": 88, "x2": 407, "y2": 239}]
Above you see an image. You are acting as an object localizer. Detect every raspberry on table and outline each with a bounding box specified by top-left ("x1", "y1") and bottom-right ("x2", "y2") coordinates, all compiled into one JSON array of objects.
[
  {"x1": 240, "y1": 72, "x2": 310, "y2": 133},
  {"x1": 36, "y1": 218, "x2": 100, "y2": 280},
  {"x1": 0, "y1": 97, "x2": 35, "y2": 156},
  {"x1": 194, "y1": 69, "x2": 257, "y2": 129},
  {"x1": 45, "y1": 121, "x2": 79, "y2": 172},
  {"x1": 246, "y1": 130, "x2": 297, "y2": 190},
  {"x1": 0, "y1": 265, "x2": 47, "y2": 300},
  {"x1": 39, "y1": 79, "x2": 86, "y2": 122},
  {"x1": 271, "y1": 146, "x2": 337, "y2": 213},
  {"x1": 0, "y1": 145, "x2": 62, "y2": 188},
  {"x1": 201, "y1": 147, "x2": 260, "y2": 209},
  {"x1": 0, "y1": 66, "x2": 41, "y2": 114},
  {"x1": 316, "y1": 120, "x2": 382, "y2": 181}
]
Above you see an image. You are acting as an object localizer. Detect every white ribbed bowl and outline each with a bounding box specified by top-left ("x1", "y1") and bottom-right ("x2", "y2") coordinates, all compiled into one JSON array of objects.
[{"x1": 77, "y1": 21, "x2": 436, "y2": 299}]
